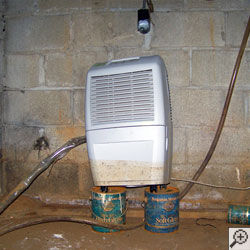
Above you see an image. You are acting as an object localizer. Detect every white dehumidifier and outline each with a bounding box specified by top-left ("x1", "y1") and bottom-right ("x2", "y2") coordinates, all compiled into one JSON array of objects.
[{"x1": 85, "y1": 55, "x2": 172, "y2": 187}]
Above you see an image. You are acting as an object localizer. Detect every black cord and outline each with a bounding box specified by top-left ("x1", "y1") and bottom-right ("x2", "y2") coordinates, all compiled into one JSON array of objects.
[{"x1": 196, "y1": 218, "x2": 216, "y2": 229}]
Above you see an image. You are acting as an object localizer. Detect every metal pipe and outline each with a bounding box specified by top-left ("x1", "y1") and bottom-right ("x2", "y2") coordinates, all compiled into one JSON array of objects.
[{"x1": 179, "y1": 16, "x2": 250, "y2": 200}]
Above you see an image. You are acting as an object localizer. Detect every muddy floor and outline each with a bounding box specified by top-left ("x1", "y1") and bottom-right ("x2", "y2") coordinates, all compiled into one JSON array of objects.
[{"x1": 0, "y1": 196, "x2": 248, "y2": 250}]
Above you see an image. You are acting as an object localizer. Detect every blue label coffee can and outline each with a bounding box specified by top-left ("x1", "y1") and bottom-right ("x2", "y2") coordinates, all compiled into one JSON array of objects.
[{"x1": 145, "y1": 186, "x2": 179, "y2": 233}]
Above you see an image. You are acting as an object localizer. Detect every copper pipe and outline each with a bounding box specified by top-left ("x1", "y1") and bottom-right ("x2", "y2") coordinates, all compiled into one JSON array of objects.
[{"x1": 179, "y1": 16, "x2": 250, "y2": 200}]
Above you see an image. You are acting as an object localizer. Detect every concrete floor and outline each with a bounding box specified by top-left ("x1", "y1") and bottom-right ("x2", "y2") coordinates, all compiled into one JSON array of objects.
[
  {"x1": 0, "y1": 218, "x2": 242, "y2": 250},
  {"x1": 0, "y1": 196, "x2": 248, "y2": 250}
]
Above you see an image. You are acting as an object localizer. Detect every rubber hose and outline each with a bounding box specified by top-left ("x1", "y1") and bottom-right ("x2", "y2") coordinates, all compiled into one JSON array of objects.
[{"x1": 0, "y1": 216, "x2": 144, "y2": 237}]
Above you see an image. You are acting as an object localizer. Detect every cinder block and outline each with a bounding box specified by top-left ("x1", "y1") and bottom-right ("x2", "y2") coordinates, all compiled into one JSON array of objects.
[
  {"x1": 0, "y1": 92, "x2": 3, "y2": 118},
  {"x1": 0, "y1": 128, "x2": 2, "y2": 181},
  {"x1": 38, "y1": 0, "x2": 108, "y2": 12},
  {"x1": 244, "y1": 168, "x2": 250, "y2": 185},
  {"x1": 108, "y1": 0, "x2": 143, "y2": 9},
  {"x1": 44, "y1": 126, "x2": 86, "y2": 164},
  {"x1": 39, "y1": 0, "x2": 164, "y2": 12},
  {"x1": 222, "y1": 1, "x2": 250, "y2": 11},
  {"x1": 37, "y1": 126, "x2": 93, "y2": 194},
  {"x1": 73, "y1": 12, "x2": 143, "y2": 49},
  {"x1": 171, "y1": 164, "x2": 198, "y2": 192},
  {"x1": 114, "y1": 48, "x2": 143, "y2": 59},
  {"x1": 72, "y1": 51, "x2": 108, "y2": 86},
  {"x1": 151, "y1": 12, "x2": 225, "y2": 47},
  {"x1": 184, "y1": 0, "x2": 221, "y2": 10},
  {"x1": 28, "y1": 162, "x2": 83, "y2": 196},
  {"x1": 2, "y1": 125, "x2": 41, "y2": 162},
  {"x1": 6, "y1": 55, "x2": 40, "y2": 88},
  {"x1": 45, "y1": 54, "x2": 73, "y2": 87},
  {"x1": 172, "y1": 127, "x2": 186, "y2": 164},
  {"x1": 4, "y1": 90, "x2": 72, "y2": 125},
  {"x1": 187, "y1": 127, "x2": 250, "y2": 165},
  {"x1": 0, "y1": 15, "x2": 4, "y2": 40},
  {"x1": 223, "y1": 90, "x2": 245, "y2": 128},
  {"x1": 44, "y1": 126, "x2": 85, "y2": 149},
  {"x1": 0, "y1": 0, "x2": 5, "y2": 12},
  {"x1": 172, "y1": 163, "x2": 247, "y2": 204},
  {"x1": 3, "y1": 124, "x2": 86, "y2": 165},
  {"x1": 4, "y1": 160, "x2": 83, "y2": 196},
  {"x1": 107, "y1": 0, "x2": 183, "y2": 10},
  {"x1": 172, "y1": 88, "x2": 244, "y2": 128},
  {"x1": 152, "y1": 0, "x2": 184, "y2": 11},
  {"x1": 115, "y1": 49, "x2": 190, "y2": 87},
  {"x1": 73, "y1": 90, "x2": 85, "y2": 125},
  {"x1": 3, "y1": 91, "x2": 24, "y2": 124},
  {"x1": 6, "y1": 0, "x2": 36, "y2": 13},
  {"x1": 171, "y1": 88, "x2": 222, "y2": 127},
  {"x1": 184, "y1": 1, "x2": 250, "y2": 11},
  {"x1": 248, "y1": 92, "x2": 250, "y2": 126},
  {"x1": 199, "y1": 163, "x2": 248, "y2": 204},
  {"x1": 192, "y1": 50, "x2": 250, "y2": 87},
  {"x1": 6, "y1": 16, "x2": 70, "y2": 52},
  {"x1": 226, "y1": 12, "x2": 250, "y2": 48},
  {"x1": 2, "y1": 124, "x2": 91, "y2": 196},
  {"x1": 0, "y1": 42, "x2": 4, "y2": 74}
]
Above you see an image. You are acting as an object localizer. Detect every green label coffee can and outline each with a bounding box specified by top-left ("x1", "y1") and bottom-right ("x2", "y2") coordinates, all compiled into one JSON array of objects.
[{"x1": 228, "y1": 205, "x2": 250, "y2": 225}]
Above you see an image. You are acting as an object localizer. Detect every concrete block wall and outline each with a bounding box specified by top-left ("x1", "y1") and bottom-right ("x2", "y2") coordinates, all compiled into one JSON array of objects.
[
  {"x1": 1, "y1": 0, "x2": 250, "y2": 209},
  {"x1": 0, "y1": 0, "x2": 6, "y2": 195}
]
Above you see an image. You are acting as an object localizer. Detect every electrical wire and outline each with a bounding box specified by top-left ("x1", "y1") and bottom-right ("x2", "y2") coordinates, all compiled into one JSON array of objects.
[
  {"x1": 196, "y1": 218, "x2": 216, "y2": 229},
  {"x1": 179, "y1": 16, "x2": 250, "y2": 200},
  {"x1": 171, "y1": 178, "x2": 250, "y2": 191}
]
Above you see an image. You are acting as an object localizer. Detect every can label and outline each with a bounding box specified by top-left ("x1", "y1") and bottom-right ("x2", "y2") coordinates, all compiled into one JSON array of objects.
[
  {"x1": 145, "y1": 186, "x2": 179, "y2": 233},
  {"x1": 91, "y1": 187, "x2": 126, "y2": 233},
  {"x1": 228, "y1": 205, "x2": 250, "y2": 225}
]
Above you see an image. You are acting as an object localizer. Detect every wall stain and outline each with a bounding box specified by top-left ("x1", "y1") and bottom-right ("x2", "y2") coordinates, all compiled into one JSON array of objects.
[{"x1": 209, "y1": 16, "x2": 215, "y2": 47}]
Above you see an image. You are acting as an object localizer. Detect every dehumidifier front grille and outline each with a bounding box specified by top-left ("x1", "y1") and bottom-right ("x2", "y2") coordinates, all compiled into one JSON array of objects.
[{"x1": 90, "y1": 69, "x2": 154, "y2": 126}]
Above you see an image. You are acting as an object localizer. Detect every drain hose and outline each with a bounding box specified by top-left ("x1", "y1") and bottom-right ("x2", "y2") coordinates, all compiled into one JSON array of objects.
[{"x1": 0, "y1": 216, "x2": 144, "y2": 237}]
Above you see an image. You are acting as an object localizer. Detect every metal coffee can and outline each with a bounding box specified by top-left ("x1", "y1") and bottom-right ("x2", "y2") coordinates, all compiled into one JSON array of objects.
[{"x1": 228, "y1": 204, "x2": 250, "y2": 225}]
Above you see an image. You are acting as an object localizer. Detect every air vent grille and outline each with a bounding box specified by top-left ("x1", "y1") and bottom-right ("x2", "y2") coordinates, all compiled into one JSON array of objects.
[{"x1": 90, "y1": 69, "x2": 154, "y2": 126}]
